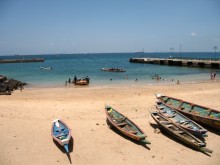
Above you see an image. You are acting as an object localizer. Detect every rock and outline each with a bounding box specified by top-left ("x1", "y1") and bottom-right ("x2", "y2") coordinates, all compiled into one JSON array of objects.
[{"x1": 0, "y1": 75, "x2": 26, "y2": 95}]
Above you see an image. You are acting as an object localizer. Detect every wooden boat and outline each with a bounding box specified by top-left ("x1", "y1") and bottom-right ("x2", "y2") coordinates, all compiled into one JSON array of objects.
[
  {"x1": 151, "y1": 112, "x2": 212, "y2": 154},
  {"x1": 51, "y1": 119, "x2": 71, "y2": 153},
  {"x1": 102, "y1": 68, "x2": 126, "y2": 72},
  {"x1": 105, "y1": 105, "x2": 150, "y2": 144},
  {"x1": 155, "y1": 94, "x2": 220, "y2": 131},
  {"x1": 155, "y1": 101, "x2": 208, "y2": 137},
  {"x1": 74, "y1": 80, "x2": 89, "y2": 85}
]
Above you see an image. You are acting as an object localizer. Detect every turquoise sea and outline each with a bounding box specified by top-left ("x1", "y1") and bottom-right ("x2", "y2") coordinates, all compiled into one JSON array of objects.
[{"x1": 0, "y1": 52, "x2": 219, "y2": 87}]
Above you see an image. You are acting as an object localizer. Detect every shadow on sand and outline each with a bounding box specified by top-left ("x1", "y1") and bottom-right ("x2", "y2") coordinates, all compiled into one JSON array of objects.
[
  {"x1": 53, "y1": 137, "x2": 74, "y2": 164},
  {"x1": 202, "y1": 124, "x2": 220, "y2": 136},
  {"x1": 106, "y1": 121, "x2": 150, "y2": 150},
  {"x1": 149, "y1": 122, "x2": 212, "y2": 157}
]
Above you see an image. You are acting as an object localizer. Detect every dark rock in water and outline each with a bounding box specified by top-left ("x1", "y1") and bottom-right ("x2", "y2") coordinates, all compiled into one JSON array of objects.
[
  {"x1": 0, "y1": 75, "x2": 26, "y2": 95},
  {"x1": 0, "y1": 75, "x2": 7, "y2": 82}
]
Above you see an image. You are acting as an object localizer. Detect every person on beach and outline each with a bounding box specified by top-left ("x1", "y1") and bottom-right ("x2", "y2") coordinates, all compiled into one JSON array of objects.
[
  {"x1": 19, "y1": 86, "x2": 23, "y2": 92},
  {"x1": 210, "y1": 72, "x2": 213, "y2": 80},
  {"x1": 177, "y1": 80, "x2": 180, "y2": 84},
  {"x1": 68, "y1": 78, "x2": 71, "y2": 84},
  {"x1": 213, "y1": 71, "x2": 216, "y2": 79},
  {"x1": 74, "y1": 75, "x2": 77, "y2": 83},
  {"x1": 85, "y1": 76, "x2": 90, "y2": 83}
]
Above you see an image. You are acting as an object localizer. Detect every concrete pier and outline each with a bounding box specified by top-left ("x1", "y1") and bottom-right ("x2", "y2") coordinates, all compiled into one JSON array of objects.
[
  {"x1": 0, "y1": 58, "x2": 45, "y2": 64},
  {"x1": 129, "y1": 58, "x2": 220, "y2": 69}
]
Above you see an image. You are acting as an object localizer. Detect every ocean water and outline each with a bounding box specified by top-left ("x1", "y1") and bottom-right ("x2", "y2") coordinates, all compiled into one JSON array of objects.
[{"x1": 0, "y1": 52, "x2": 219, "y2": 87}]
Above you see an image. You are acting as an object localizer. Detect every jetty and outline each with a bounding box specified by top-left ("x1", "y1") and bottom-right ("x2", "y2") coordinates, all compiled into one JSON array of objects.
[
  {"x1": 129, "y1": 58, "x2": 220, "y2": 69},
  {"x1": 0, "y1": 58, "x2": 44, "y2": 64}
]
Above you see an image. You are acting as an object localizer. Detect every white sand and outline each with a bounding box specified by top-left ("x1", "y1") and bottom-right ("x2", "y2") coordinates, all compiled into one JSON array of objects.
[{"x1": 0, "y1": 81, "x2": 220, "y2": 165}]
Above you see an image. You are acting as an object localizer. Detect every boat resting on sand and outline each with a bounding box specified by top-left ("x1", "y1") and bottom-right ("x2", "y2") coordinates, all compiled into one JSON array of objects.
[
  {"x1": 155, "y1": 101, "x2": 208, "y2": 137},
  {"x1": 151, "y1": 112, "x2": 212, "y2": 154},
  {"x1": 74, "y1": 80, "x2": 89, "y2": 86},
  {"x1": 105, "y1": 105, "x2": 150, "y2": 144},
  {"x1": 51, "y1": 119, "x2": 71, "y2": 153},
  {"x1": 155, "y1": 94, "x2": 220, "y2": 131}
]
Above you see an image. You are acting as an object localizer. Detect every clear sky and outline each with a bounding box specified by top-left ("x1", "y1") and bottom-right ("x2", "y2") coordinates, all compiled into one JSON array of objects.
[{"x1": 0, "y1": 0, "x2": 220, "y2": 55}]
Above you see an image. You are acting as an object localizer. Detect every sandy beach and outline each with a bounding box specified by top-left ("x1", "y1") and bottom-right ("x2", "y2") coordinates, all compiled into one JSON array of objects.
[{"x1": 0, "y1": 81, "x2": 220, "y2": 165}]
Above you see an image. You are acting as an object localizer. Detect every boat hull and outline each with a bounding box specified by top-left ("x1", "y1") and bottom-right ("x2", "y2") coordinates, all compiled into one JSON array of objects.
[
  {"x1": 156, "y1": 101, "x2": 207, "y2": 137},
  {"x1": 156, "y1": 94, "x2": 220, "y2": 131},
  {"x1": 51, "y1": 119, "x2": 71, "y2": 153},
  {"x1": 105, "y1": 105, "x2": 150, "y2": 144},
  {"x1": 74, "y1": 80, "x2": 89, "y2": 85},
  {"x1": 102, "y1": 68, "x2": 126, "y2": 72},
  {"x1": 151, "y1": 112, "x2": 212, "y2": 153}
]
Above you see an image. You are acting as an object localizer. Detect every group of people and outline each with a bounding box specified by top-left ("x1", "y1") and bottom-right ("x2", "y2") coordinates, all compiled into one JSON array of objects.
[
  {"x1": 152, "y1": 74, "x2": 161, "y2": 80},
  {"x1": 210, "y1": 71, "x2": 217, "y2": 80},
  {"x1": 152, "y1": 74, "x2": 180, "y2": 84},
  {"x1": 65, "y1": 76, "x2": 90, "y2": 85},
  {"x1": 73, "y1": 75, "x2": 90, "y2": 84}
]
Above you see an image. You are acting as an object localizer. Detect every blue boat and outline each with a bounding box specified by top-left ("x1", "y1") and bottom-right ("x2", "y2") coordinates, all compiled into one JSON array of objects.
[
  {"x1": 155, "y1": 101, "x2": 207, "y2": 138},
  {"x1": 51, "y1": 119, "x2": 71, "y2": 153}
]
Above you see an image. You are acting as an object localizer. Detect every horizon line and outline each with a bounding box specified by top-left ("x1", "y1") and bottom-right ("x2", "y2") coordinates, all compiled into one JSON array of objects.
[{"x1": 0, "y1": 51, "x2": 219, "y2": 56}]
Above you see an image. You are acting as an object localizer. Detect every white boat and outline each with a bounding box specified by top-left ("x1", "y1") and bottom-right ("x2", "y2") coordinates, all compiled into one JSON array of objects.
[{"x1": 40, "y1": 66, "x2": 53, "y2": 70}]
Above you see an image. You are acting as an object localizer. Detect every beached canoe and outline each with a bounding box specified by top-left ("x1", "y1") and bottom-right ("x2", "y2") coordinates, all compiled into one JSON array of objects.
[
  {"x1": 105, "y1": 105, "x2": 150, "y2": 144},
  {"x1": 156, "y1": 101, "x2": 208, "y2": 137},
  {"x1": 156, "y1": 94, "x2": 220, "y2": 131},
  {"x1": 51, "y1": 119, "x2": 71, "y2": 153},
  {"x1": 151, "y1": 112, "x2": 212, "y2": 154}
]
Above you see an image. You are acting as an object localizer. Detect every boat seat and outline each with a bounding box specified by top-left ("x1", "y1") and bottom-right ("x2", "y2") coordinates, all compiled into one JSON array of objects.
[
  {"x1": 167, "y1": 114, "x2": 176, "y2": 118},
  {"x1": 114, "y1": 117, "x2": 126, "y2": 123},
  {"x1": 179, "y1": 120, "x2": 190, "y2": 124},
  {"x1": 156, "y1": 100, "x2": 162, "y2": 104},
  {"x1": 158, "y1": 106, "x2": 165, "y2": 110},
  {"x1": 166, "y1": 124, "x2": 173, "y2": 128},
  {"x1": 160, "y1": 121, "x2": 171, "y2": 124},
  {"x1": 190, "y1": 139, "x2": 196, "y2": 143},
  {"x1": 176, "y1": 131, "x2": 184, "y2": 134},
  {"x1": 117, "y1": 122, "x2": 127, "y2": 126},
  {"x1": 183, "y1": 121, "x2": 190, "y2": 125},
  {"x1": 54, "y1": 130, "x2": 69, "y2": 137},
  {"x1": 129, "y1": 131, "x2": 138, "y2": 134}
]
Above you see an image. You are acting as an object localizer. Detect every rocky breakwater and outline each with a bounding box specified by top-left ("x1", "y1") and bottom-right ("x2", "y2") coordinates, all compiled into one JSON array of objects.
[{"x1": 0, "y1": 75, "x2": 27, "y2": 95}]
